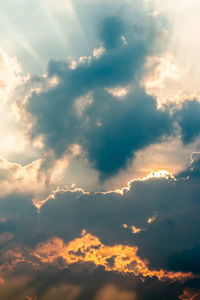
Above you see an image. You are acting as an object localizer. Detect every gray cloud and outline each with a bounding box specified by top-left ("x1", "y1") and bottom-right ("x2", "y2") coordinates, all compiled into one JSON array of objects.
[{"x1": 26, "y1": 14, "x2": 172, "y2": 180}]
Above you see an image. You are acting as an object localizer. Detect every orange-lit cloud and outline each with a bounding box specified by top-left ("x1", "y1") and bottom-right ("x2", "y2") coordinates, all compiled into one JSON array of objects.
[
  {"x1": 147, "y1": 214, "x2": 157, "y2": 224},
  {"x1": 0, "y1": 232, "x2": 14, "y2": 244},
  {"x1": 130, "y1": 226, "x2": 145, "y2": 234},
  {"x1": 179, "y1": 288, "x2": 200, "y2": 300},
  {"x1": 34, "y1": 231, "x2": 194, "y2": 282},
  {"x1": 122, "y1": 224, "x2": 145, "y2": 234},
  {"x1": 0, "y1": 249, "x2": 25, "y2": 275}
]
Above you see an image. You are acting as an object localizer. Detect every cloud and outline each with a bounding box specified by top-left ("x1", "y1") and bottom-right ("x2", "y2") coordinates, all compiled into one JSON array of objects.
[
  {"x1": 0, "y1": 48, "x2": 22, "y2": 102},
  {"x1": 1, "y1": 156, "x2": 200, "y2": 297},
  {"x1": 1, "y1": 153, "x2": 200, "y2": 279},
  {"x1": 0, "y1": 232, "x2": 13, "y2": 245},
  {"x1": 142, "y1": 1, "x2": 200, "y2": 109},
  {"x1": 38, "y1": 283, "x2": 82, "y2": 300},
  {"x1": 176, "y1": 100, "x2": 200, "y2": 144},
  {"x1": 31, "y1": 157, "x2": 200, "y2": 278},
  {"x1": 168, "y1": 244, "x2": 200, "y2": 276},
  {"x1": 94, "y1": 284, "x2": 137, "y2": 300},
  {"x1": 25, "y1": 14, "x2": 172, "y2": 180},
  {"x1": 0, "y1": 48, "x2": 32, "y2": 161},
  {"x1": 0, "y1": 193, "x2": 37, "y2": 247},
  {"x1": 179, "y1": 288, "x2": 200, "y2": 300},
  {"x1": 0, "y1": 154, "x2": 199, "y2": 271},
  {"x1": 0, "y1": 157, "x2": 44, "y2": 196},
  {"x1": 0, "y1": 260, "x2": 184, "y2": 300},
  {"x1": 0, "y1": 150, "x2": 84, "y2": 203},
  {"x1": 33, "y1": 231, "x2": 193, "y2": 282},
  {"x1": 98, "y1": 16, "x2": 125, "y2": 50}
]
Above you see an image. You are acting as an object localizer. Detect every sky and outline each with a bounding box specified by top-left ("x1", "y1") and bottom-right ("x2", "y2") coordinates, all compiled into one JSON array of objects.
[{"x1": 1, "y1": 0, "x2": 200, "y2": 299}]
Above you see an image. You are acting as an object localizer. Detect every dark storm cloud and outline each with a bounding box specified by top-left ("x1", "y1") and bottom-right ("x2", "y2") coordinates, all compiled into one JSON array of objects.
[{"x1": 26, "y1": 14, "x2": 173, "y2": 179}]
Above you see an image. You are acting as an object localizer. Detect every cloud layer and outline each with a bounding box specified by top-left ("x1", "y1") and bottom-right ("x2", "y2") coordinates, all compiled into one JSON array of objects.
[{"x1": 1, "y1": 155, "x2": 200, "y2": 298}]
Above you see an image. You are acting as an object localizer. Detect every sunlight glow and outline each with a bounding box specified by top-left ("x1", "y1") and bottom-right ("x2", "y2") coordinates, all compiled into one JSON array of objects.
[{"x1": 101, "y1": 170, "x2": 176, "y2": 196}]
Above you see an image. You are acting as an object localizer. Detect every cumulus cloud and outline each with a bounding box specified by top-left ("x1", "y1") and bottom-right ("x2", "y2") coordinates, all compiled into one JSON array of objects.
[{"x1": 25, "y1": 13, "x2": 173, "y2": 180}]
